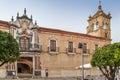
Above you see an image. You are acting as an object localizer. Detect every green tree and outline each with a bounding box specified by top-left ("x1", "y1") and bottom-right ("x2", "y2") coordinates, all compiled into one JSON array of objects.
[
  {"x1": 0, "y1": 30, "x2": 20, "y2": 66},
  {"x1": 91, "y1": 42, "x2": 120, "y2": 80}
]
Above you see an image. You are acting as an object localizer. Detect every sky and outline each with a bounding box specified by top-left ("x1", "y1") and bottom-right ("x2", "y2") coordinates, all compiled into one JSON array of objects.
[{"x1": 0, "y1": 0, "x2": 119, "y2": 43}]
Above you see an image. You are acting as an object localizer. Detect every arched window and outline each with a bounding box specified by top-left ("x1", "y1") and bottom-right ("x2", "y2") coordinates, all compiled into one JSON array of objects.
[
  {"x1": 19, "y1": 36, "x2": 29, "y2": 51},
  {"x1": 93, "y1": 22, "x2": 98, "y2": 30},
  {"x1": 103, "y1": 23, "x2": 107, "y2": 29}
]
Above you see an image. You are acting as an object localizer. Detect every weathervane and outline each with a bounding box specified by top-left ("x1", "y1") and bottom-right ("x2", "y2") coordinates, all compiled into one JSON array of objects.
[
  {"x1": 98, "y1": 0, "x2": 102, "y2": 10},
  {"x1": 24, "y1": 8, "x2": 26, "y2": 15},
  {"x1": 99, "y1": 0, "x2": 101, "y2": 6}
]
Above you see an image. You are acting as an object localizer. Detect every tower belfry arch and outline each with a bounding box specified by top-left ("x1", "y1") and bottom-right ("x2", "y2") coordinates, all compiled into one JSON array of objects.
[{"x1": 87, "y1": 1, "x2": 111, "y2": 39}]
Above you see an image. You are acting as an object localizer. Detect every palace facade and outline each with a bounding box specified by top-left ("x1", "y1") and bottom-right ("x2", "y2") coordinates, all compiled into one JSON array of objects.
[{"x1": 0, "y1": 5, "x2": 111, "y2": 78}]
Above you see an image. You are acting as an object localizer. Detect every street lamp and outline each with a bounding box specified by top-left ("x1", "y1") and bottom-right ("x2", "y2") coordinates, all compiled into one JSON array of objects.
[{"x1": 78, "y1": 42, "x2": 84, "y2": 80}]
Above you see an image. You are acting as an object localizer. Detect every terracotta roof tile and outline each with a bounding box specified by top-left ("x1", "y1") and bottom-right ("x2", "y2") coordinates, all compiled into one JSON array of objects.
[
  {"x1": 38, "y1": 27, "x2": 111, "y2": 41},
  {"x1": 0, "y1": 20, "x2": 9, "y2": 28}
]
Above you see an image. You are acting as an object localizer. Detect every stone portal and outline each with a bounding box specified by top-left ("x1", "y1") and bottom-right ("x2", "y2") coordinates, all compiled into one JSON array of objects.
[{"x1": 17, "y1": 57, "x2": 33, "y2": 77}]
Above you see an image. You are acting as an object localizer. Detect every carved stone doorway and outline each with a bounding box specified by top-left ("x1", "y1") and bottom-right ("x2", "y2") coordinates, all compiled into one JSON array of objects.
[{"x1": 17, "y1": 57, "x2": 33, "y2": 75}]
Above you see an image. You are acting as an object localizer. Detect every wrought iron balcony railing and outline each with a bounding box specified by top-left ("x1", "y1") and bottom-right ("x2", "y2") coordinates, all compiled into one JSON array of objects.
[
  {"x1": 20, "y1": 43, "x2": 42, "y2": 52},
  {"x1": 48, "y1": 47, "x2": 59, "y2": 54},
  {"x1": 82, "y1": 49, "x2": 90, "y2": 54},
  {"x1": 66, "y1": 48, "x2": 76, "y2": 54}
]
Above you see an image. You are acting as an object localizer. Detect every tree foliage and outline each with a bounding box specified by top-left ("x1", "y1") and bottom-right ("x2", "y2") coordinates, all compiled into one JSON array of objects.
[
  {"x1": 91, "y1": 42, "x2": 120, "y2": 80},
  {"x1": 0, "y1": 30, "x2": 20, "y2": 66}
]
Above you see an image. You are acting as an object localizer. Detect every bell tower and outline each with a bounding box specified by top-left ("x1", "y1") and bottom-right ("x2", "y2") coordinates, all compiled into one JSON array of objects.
[{"x1": 87, "y1": 3, "x2": 111, "y2": 39}]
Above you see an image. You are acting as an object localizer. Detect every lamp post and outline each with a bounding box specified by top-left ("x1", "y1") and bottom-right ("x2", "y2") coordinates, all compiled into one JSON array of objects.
[{"x1": 78, "y1": 43, "x2": 84, "y2": 80}]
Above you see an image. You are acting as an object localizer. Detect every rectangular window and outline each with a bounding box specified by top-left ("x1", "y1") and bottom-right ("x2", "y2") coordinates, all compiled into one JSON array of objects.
[
  {"x1": 104, "y1": 33, "x2": 108, "y2": 38},
  {"x1": 95, "y1": 44, "x2": 98, "y2": 50},
  {"x1": 83, "y1": 43, "x2": 87, "y2": 53},
  {"x1": 68, "y1": 42, "x2": 73, "y2": 52},
  {"x1": 50, "y1": 40, "x2": 56, "y2": 52}
]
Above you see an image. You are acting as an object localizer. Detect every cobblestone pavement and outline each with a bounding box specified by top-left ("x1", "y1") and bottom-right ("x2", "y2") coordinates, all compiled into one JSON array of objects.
[
  {"x1": 0, "y1": 75, "x2": 107, "y2": 80},
  {"x1": 0, "y1": 77, "x2": 80, "y2": 80}
]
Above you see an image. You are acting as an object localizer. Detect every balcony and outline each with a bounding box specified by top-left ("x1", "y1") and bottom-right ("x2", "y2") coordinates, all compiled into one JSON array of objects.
[
  {"x1": 20, "y1": 43, "x2": 42, "y2": 53},
  {"x1": 66, "y1": 48, "x2": 76, "y2": 54},
  {"x1": 48, "y1": 47, "x2": 59, "y2": 55}
]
